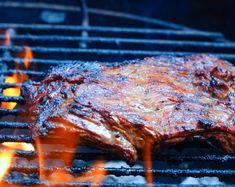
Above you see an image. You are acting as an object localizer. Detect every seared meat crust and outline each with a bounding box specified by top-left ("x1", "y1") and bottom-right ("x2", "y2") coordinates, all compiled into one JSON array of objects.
[{"x1": 22, "y1": 55, "x2": 235, "y2": 162}]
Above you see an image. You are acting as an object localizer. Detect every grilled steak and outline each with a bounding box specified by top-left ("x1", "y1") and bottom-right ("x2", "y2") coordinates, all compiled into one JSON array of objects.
[{"x1": 22, "y1": 54, "x2": 235, "y2": 162}]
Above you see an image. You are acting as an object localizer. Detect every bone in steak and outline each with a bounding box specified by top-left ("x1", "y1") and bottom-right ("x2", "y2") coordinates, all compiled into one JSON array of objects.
[{"x1": 22, "y1": 55, "x2": 235, "y2": 162}]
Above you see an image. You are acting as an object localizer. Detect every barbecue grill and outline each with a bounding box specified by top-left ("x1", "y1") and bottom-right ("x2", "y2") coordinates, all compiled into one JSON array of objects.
[{"x1": 0, "y1": 1, "x2": 235, "y2": 186}]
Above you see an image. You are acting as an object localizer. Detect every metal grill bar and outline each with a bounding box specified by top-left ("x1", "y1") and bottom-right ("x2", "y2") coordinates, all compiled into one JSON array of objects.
[
  {"x1": 0, "y1": 121, "x2": 234, "y2": 161},
  {"x1": 1, "y1": 46, "x2": 235, "y2": 60},
  {"x1": 0, "y1": 35, "x2": 233, "y2": 48},
  {"x1": 0, "y1": 122, "x2": 29, "y2": 128},
  {"x1": 6, "y1": 179, "x2": 234, "y2": 187},
  {"x1": 4, "y1": 180, "x2": 148, "y2": 187},
  {"x1": 0, "y1": 69, "x2": 44, "y2": 76},
  {"x1": 0, "y1": 108, "x2": 21, "y2": 115},
  {"x1": 8, "y1": 165, "x2": 235, "y2": 177},
  {"x1": 0, "y1": 135, "x2": 33, "y2": 142},
  {"x1": 0, "y1": 58, "x2": 128, "y2": 65},
  {"x1": 0, "y1": 122, "x2": 234, "y2": 161},
  {"x1": 0, "y1": 135, "x2": 77, "y2": 144},
  {"x1": 0, "y1": 83, "x2": 22, "y2": 89},
  {"x1": 1, "y1": 148, "x2": 234, "y2": 162},
  {"x1": 5, "y1": 180, "x2": 235, "y2": 187},
  {"x1": 0, "y1": 2, "x2": 192, "y2": 30},
  {"x1": 0, "y1": 23, "x2": 223, "y2": 38},
  {"x1": 0, "y1": 3, "x2": 234, "y2": 185},
  {"x1": 4, "y1": 180, "x2": 200, "y2": 187},
  {"x1": 0, "y1": 134, "x2": 91, "y2": 145},
  {"x1": 0, "y1": 95, "x2": 24, "y2": 102}
]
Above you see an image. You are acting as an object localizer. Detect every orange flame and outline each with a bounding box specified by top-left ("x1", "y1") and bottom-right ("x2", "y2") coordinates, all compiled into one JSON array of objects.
[
  {"x1": 35, "y1": 137, "x2": 44, "y2": 180},
  {"x1": 90, "y1": 160, "x2": 107, "y2": 187},
  {"x1": 4, "y1": 33, "x2": 10, "y2": 46},
  {"x1": 78, "y1": 160, "x2": 107, "y2": 187},
  {"x1": 0, "y1": 142, "x2": 35, "y2": 182},
  {"x1": 1, "y1": 73, "x2": 29, "y2": 110},
  {"x1": 0, "y1": 31, "x2": 35, "y2": 183},
  {"x1": 0, "y1": 152, "x2": 14, "y2": 181},
  {"x1": 36, "y1": 126, "x2": 107, "y2": 186},
  {"x1": 1, "y1": 75, "x2": 21, "y2": 109},
  {"x1": 47, "y1": 160, "x2": 106, "y2": 185},
  {"x1": 144, "y1": 139, "x2": 153, "y2": 186},
  {"x1": 2, "y1": 142, "x2": 35, "y2": 151},
  {"x1": 24, "y1": 46, "x2": 32, "y2": 69},
  {"x1": 35, "y1": 127, "x2": 79, "y2": 181},
  {"x1": 0, "y1": 31, "x2": 107, "y2": 184},
  {"x1": 1, "y1": 43, "x2": 31, "y2": 109}
]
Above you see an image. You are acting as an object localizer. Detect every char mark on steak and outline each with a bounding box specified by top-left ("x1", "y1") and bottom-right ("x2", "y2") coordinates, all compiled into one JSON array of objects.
[{"x1": 22, "y1": 54, "x2": 235, "y2": 163}]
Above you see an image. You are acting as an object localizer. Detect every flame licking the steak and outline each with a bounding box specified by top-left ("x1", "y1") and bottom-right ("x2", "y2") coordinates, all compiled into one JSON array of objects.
[
  {"x1": 23, "y1": 46, "x2": 32, "y2": 70},
  {"x1": 144, "y1": 139, "x2": 153, "y2": 186},
  {"x1": 36, "y1": 127, "x2": 107, "y2": 186},
  {"x1": 0, "y1": 31, "x2": 108, "y2": 186},
  {"x1": 0, "y1": 31, "x2": 154, "y2": 186}
]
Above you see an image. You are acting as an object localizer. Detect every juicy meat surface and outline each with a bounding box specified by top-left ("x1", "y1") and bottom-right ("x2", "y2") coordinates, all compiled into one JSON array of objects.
[{"x1": 23, "y1": 55, "x2": 235, "y2": 162}]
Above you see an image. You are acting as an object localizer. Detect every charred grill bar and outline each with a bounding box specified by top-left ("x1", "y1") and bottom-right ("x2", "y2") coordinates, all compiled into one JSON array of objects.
[{"x1": 0, "y1": 1, "x2": 235, "y2": 186}]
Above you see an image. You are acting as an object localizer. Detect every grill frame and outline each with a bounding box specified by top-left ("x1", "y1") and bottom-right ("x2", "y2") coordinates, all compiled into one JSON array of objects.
[{"x1": 0, "y1": 1, "x2": 235, "y2": 186}]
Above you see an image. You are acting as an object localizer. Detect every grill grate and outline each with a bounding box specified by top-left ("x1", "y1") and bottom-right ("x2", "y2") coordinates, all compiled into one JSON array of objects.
[{"x1": 0, "y1": 0, "x2": 234, "y2": 186}]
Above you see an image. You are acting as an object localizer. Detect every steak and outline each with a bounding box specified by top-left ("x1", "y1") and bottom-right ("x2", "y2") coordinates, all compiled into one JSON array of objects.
[{"x1": 22, "y1": 54, "x2": 235, "y2": 162}]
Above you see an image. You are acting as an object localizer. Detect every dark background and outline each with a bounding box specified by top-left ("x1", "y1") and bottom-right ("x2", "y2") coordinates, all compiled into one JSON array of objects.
[
  {"x1": 6, "y1": 0, "x2": 235, "y2": 41},
  {"x1": 85, "y1": 0, "x2": 235, "y2": 41}
]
